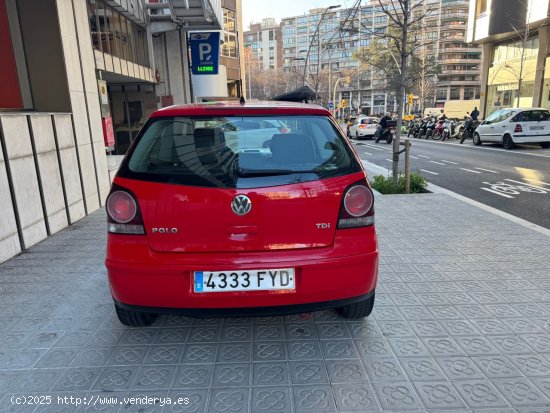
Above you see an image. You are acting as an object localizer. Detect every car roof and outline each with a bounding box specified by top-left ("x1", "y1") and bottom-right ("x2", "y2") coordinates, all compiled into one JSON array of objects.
[
  {"x1": 150, "y1": 101, "x2": 332, "y2": 118},
  {"x1": 500, "y1": 107, "x2": 548, "y2": 112}
]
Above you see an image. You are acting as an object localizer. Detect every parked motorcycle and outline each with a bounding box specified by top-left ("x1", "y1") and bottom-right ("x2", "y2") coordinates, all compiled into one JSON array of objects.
[
  {"x1": 459, "y1": 116, "x2": 481, "y2": 144},
  {"x1": 425, "y1": 118, "x2": 436, "y2": 139}
]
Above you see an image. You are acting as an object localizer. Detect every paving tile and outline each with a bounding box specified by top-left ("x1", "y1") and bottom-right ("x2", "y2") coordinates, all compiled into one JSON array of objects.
[
  {"x1": 207, "y1": 388, "x2": 249, "y2": 413},
  {"x1": 453, "y1": 380, "x2": 509, "y2": 409},
  {"x1": 325, "y1": 359, "x2": 368, "y2": 383},
  {"x1": 363, "y1": 356, "x2": 407, "y2": 382},
  {"x1": 488, "y1": 335, "x2": 536, "y2": 354},
  {"x1": 454, "y1": 336, "x2": 499, "y2": 356},
  {"x1": 289, "y1": 361, "x2": 329, "y2": 385},
  {"x1": 399, "y1": 357, "x2": 447, "y2": 382},
  {"x1": 172, "y1": 364, "x2": 213, "y2": 389},
  {"x1": 251, "y1": 387, "x2": 292, "y2": 412},
  {"x1": 253, "y1": 341, "x2": 286, "y2": 361},
  {"x1": 346, "y1": 320, "x2": 382, "y2": 338},
  {"x1": 216, "y1": 342, "x2": 252, "y2": 363},
  {"x1": 53, "y1": 367, "x2": 103, "y2": 391},
  {"x1": 286, "y1": 341, "x2": 322, "y2": 361},
  {"x1": 118, "y1": 329, "x2": 159, "y2": 345},
  {"x1": 94, "y1": 366, "x2": 139, "y2": 391},
  {"x1": 253, "y1": 324, "x2": 285, "y2": 340},
  {"x1": 372, "y1": 382, "x2": 424, "y2": 411},
  {"x1": 520, "y1": 334, "x2": 550, "y2": 353},
  {"x1": 493, "y1": 378, "x2": 550, "y2": 406},
  {"x1": 108, "y1": 346, "x2": 148, "y2": 366},
  {"x1": 353, "y1": 337, "x2": 394, "y2": 358},
  {"x1": 284, "y1": 323, "x2": 318, "y2": 340},
  {"x1": 154, "y1": 329, "x2": 190, "y2": 344},
  {"x1": 413, "y1": 381, "x2": 466, "y2": 409},
  {"x1": 187, "y1": 327, "x2": 220, "y2": 343},
  {"x1": 220, "y1": 325, "x2": 253, "y2": 342},
  {"x1": 292, "y1": 385, "x2": 336, "y2": 413},
  {"x1": 436, "y1": 356, "x2": 485, "y2": 380},
  {"x1": 421, "y1": 337, "x2": 464, "y2": 357},
  {"x1": 253, "y1": 362, "x2": 290, "y2": 386},
  {"x1": 332, "y1": 383, "x2": 379, "y2": 412},
  {"x1": 320, "y1": 339, "x2": 358, "y2": 359},
  {"x1": 509, "y1": 354, "x2": 550, "y2": 376},
  {"x1": 387, "y1": 337, "x2": 431, "y2": 358},
  {"x1": 212, "y1": 363, "x2": 250, "y2": 387},
  {"x1": 315, "y1": 323, "x2": 350, "y2": 340},
  {"x1": 142, "y1": 345, "x2": 183, "y2": 365},
  {"x1": 180, "y1": 344, "x2": 217, "y2": 364}
]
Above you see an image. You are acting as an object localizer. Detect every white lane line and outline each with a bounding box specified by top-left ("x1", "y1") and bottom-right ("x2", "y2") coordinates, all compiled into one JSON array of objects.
[
  {"x1": 460, "y1": 168, "x2": 482, "y2": 174},
  {"x1": 420, "y1": 169, "x2": 439, "y2": 175},
  {"x1": 474, "y1": 167, "x2": 499, "y2": 174},
  {"x1": 504, "y1": 179, "x2": 549, "y2": 191},
  {"x1": 385, "y1": 159, "x2": 393, "y2": 162},
  {"x1": 481, "y1": 188, "x2": 515, "y2": 198},
  {"x1": 429, "y1": 161, "x2": 446, "y2": 165},
  {"x1": 409, "y1": 155, "x2": 419, "y2": 159},
  {"x1": 523, "y1": 178, "x2": 550, "y2": 187},
  {"x1": 364, "y1": 145, "x2": 385, "y2": 151},
  {"x1": 418, "y1": 155, "x2": 430, "y2": 159},
  {"x1": 440, "y1": 160, "x2": 459, "y2": 164},
  {"x1": 363, "y1": 152, "x2": 373, "y2": 156}
]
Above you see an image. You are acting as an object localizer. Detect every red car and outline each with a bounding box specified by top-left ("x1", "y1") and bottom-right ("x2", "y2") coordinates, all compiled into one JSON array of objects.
[{"x1": 105, "y1": 102, "x2": 378, "y2": 326}]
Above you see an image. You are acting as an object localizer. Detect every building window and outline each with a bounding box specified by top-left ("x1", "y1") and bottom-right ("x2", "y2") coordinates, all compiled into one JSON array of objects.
[
  {"x1": 222, "y1": 8, "x2": 237, "y2": 58},
  {"x1": 477, "y1": 0, "x2": 487, "y2": 16},
  {"x1": 87, "y1": 0, "x2": 149, "y2": 66}
]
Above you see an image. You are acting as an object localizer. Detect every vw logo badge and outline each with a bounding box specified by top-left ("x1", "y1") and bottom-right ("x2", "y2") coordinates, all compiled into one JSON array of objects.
[{"x1": 231, "y1": 194, "x2": 252, "y2": 216}]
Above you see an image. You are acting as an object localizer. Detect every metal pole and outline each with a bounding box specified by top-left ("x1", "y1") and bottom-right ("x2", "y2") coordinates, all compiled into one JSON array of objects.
[
  {"x1": 404, "y1": 138, "x2": 411, "y2": 194},
  {"x1": 333, "y1": 77, "x2": 343, "y2": 118}
]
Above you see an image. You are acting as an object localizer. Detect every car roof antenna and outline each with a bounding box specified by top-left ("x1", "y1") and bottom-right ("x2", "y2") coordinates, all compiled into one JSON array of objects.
[{"x1": 239, "y1": 96, "x2": 245, "y2": 106}]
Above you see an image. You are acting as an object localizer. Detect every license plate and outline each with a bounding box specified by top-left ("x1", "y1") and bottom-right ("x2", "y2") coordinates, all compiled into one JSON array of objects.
[{"x1": 194, "y1": 269, "x2": 295, "y2": 293}]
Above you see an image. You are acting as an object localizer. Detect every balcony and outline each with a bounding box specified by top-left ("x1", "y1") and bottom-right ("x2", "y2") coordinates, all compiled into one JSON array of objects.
[
  {"x1": 145, "y1": 0, "x2": 222, "y2": 32},
  {"x1": 440, "y1": 69, "x2": 480, "y2": 75},
  {"x1": 441, "y1": 58, "x2": 482, "y2": 64},
  {"x1": 436, "y1": 80, "x2": 482, "y2": 86}
]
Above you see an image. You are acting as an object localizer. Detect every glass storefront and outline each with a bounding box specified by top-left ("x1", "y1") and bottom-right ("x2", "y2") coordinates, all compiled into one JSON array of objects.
[{"x1": 486, "y1": 37, "x2": 539, "y2": 115}]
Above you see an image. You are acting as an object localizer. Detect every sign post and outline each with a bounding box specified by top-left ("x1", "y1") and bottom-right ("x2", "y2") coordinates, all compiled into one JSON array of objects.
[{"x1": 189, "y1": 32, "x2": 221, "y2": 75}]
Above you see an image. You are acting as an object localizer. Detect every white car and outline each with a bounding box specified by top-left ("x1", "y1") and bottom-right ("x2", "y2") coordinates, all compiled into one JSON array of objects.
[
  {"x1": 474, "y1": 107, "x2": 550, "y2": 149},
  {"x1": 349, "y1": 117, "x2": 379, "y2": 139}
]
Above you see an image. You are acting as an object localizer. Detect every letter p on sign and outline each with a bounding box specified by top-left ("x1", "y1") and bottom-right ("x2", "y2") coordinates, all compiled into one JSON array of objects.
[{"x1": 199, "y1": 43, "x2": 212, "y2": 61}]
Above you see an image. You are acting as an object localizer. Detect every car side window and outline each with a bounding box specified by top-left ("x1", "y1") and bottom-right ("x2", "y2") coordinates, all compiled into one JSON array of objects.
[
  {"x1": 497, "y1": 111, "x2": 512, "y2": 123},
  {"x1": 540, "y1": 111, "x2": 550, "y2": 120},
  {"x1": 361, "y1": 119, "x2": 369, "y2": 124},
  {"x1": 485, "y1": 110, "x2": 502, "y2": 123},
  {"x1": 522, "y1": 111, "x2": 533, "y2": 122},
  {"x1": 531, "y1": 111, "x2": 550, "y2": 121}
]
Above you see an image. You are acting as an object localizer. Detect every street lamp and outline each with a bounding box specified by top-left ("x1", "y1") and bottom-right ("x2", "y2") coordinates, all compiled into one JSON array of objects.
[{"x1": 302, "y1": 5, "x2": 341, "y2": 87}]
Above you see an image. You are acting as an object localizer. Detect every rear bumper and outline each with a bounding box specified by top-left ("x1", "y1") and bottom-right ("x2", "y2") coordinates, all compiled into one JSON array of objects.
[
  {"x1": 106, "y1": 244, "x2": 378, "y2": 312},
  {"x1": 114, "y1": 291, "x2": 375, "y2": 317},
  {"x1": 512, "y1": 133, "x2": 550, "y2": 143}
]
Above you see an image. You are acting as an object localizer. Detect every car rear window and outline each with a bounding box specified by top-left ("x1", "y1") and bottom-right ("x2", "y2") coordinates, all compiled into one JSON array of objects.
[{"x1": 118, "y1": 116, "x2": 361, "y2": 189}]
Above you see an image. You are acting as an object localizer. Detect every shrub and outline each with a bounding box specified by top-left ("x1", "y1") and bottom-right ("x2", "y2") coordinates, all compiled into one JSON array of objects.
[{"x1": 370, "y1": 172, "x2": 427, "y2": 194}]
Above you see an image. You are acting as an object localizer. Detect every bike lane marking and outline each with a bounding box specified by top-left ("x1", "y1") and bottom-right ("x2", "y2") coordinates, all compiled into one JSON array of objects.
[
  {"x1": 460, "y1": 168, "x2": 482, "y2": 174},
  {"x1": 417, "y1": 155, "x2": 430, "y2": 159},
  {"x1": 474, "y1": 167, "x2": 499, "y2": 174},
  {"x1": 481, "y1": 188, "x2": 515, "y2": 198},
  {"x1": 420, "y1": 169, "x2": 439, "y2": 175},
  {"x1": 429, "y1": 161, "x2": 446, "y2": 165},
  {"x1": 504, "y1": 179, "x2": 549, "y2": 192},
  {"x1": 440, "y1": 160, "x2": 459, "y2": 164}
]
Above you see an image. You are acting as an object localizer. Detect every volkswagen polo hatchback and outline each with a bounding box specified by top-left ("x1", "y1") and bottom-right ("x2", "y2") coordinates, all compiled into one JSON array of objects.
[{"x1": 105, "y1": 102, "x2": 378, "y2": 326}]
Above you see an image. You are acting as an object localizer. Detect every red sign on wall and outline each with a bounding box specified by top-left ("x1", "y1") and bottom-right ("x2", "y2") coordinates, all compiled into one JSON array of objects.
[
  {"x1": 0, "y1": 0, "x2": 23, "y2": 109},
  {"x1": 102, "y1": 116, "x2": 115, "y2": 147}
]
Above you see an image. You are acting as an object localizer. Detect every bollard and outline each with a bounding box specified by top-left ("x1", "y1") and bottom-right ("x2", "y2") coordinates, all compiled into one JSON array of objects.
[{"x1": 404, "y1": 138, "x2": 411, "y2": 194}]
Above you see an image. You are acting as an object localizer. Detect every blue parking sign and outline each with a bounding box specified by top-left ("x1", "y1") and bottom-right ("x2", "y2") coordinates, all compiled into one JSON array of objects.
[
  {"x1": 189, "y1": 32, "x2": 220, "y2": 75},
  {"x1": 328, "y1": 101, "x2": 334, "y2": 109}
]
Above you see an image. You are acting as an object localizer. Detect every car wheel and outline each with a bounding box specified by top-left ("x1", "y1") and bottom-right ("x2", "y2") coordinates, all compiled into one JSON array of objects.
[
  {"x1": 114, "y1": 302, "x2": 158, "y2": 327},
  {"x1": 337, "y1": 291, "x2": 375, "y2": 318},
  {"x1": 541, "y1": 142, "x2": 550, "y2": 149},
  {"x1": 502, "y1": 134, "x2": 515, "y2": 150},
  {"x1": 473, "y1": 132, "x2": 482, "y2": 146}
]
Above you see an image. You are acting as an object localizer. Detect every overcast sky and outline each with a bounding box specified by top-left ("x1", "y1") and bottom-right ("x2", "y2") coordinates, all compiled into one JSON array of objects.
[{"x1": 241, "y1": 0, "x2": 358, "y2": 30}]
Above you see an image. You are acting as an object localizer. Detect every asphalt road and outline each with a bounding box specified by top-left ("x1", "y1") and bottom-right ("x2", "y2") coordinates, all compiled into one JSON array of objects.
[{"x1": 350, "y1": 135, "x2": 550, "y2": 229}]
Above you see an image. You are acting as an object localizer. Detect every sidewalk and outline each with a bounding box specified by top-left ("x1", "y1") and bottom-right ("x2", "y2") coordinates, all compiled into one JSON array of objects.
[{"x1": 1, "y1": 182, "x2": 550, "y2": 412}]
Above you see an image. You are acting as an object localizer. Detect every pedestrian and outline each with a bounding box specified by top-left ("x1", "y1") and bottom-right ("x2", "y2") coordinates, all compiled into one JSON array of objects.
[{"x1": 470, "y1": 107, "x2": 479, "y2": 121}]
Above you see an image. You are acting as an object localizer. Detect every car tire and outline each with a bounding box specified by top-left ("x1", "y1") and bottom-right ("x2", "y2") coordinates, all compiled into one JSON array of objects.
[
  {"x1": 541, "y1": 142, "x2": 550, "y2": 149},
  {"x1": 337, "y1": 291, "x2": 375, "y2": 319},
  {"x1": 115, "y1": 302, "x2": 158, "y2": 327},
  {"x1": 473, "y1": 132, "x2": 482, "y2": 146},
  {"x1": 503, "y1": 134, "x2": 514, "y2": 150}
]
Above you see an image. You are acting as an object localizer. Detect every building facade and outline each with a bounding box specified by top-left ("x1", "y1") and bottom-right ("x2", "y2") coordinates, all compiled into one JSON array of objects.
[
  {"x1": 244, "y1": 18, "x2": 283, "y2": 70},
  {"x1": 0, "y1": 0, "x2": 238, "y2": 264},
  {"x1": 467, "y1": 0, "x2": 550, "y2": 117},
  {"x1": 278, "y1": 0, "x2": 481, "y2": 115}
]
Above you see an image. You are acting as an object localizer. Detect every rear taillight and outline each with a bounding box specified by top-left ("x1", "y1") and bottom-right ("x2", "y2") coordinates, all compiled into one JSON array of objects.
[
  {"x1": 514, "y1": 124, "x2": 523, "y2": 133},
  {"x1": 279, "y1": 128, "x2": 289, "y2": 133},
  {"x1": 337, "y1": 180, "x2": 375, "y2": 229},
  {"x1": 106, "y1": 187, "x2": 145, "y2": 235}
]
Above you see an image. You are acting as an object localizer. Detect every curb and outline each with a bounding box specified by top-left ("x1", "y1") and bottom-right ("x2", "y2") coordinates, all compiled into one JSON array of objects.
[{"x1": 361, "y1": 160, "x2": 550, "y2": 238}]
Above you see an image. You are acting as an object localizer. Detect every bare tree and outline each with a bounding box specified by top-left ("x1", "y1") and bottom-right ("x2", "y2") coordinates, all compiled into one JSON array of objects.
[{"x1": 350, "y1": 0, "x2": 433, "y2": 181}]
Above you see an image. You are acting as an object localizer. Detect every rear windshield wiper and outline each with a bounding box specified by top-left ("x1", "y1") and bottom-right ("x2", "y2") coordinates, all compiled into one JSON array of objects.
[
  {"x1": 148, "y1": 160, "x2": 183, "y2": 168},
  {"x1": 236, "y1": 169, "x2": 317, "y2": 177}
]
